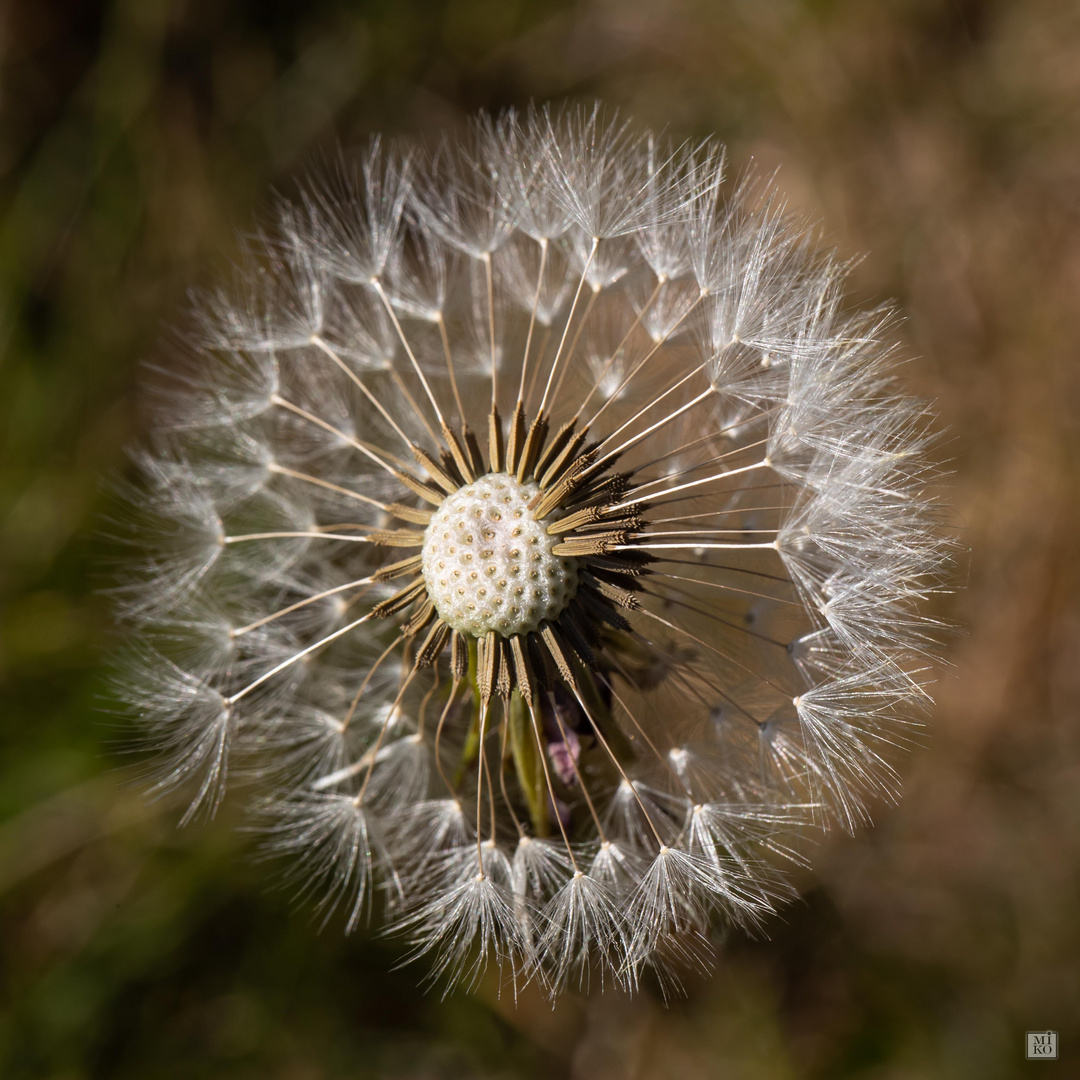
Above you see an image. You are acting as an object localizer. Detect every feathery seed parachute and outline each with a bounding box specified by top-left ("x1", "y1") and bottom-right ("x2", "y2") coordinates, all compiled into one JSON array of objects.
[{"x1": 116, "y1": 105, "x2": 948, "y2": 995}]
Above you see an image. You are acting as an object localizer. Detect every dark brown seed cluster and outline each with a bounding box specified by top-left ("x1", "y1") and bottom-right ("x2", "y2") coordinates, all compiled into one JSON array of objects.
[{"x1": 370, "y1": 401, "x2": 649, "y2": 726}]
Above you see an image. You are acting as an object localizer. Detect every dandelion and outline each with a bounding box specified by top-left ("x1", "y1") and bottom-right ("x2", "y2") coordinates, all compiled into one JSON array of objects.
[{"x1": 115, "y1": 103, "x2": 949, "y2": 995}]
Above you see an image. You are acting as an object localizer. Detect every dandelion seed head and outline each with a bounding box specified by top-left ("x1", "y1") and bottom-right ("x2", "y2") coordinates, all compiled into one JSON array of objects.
[{"x1": 114, "y1": 102, "x2": 952, "y2": 997}]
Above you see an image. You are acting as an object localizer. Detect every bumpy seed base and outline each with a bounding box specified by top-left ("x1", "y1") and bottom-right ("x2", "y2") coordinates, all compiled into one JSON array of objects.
[{"x1": 421, "y1": 473, "x2": 579, "y2": 638}]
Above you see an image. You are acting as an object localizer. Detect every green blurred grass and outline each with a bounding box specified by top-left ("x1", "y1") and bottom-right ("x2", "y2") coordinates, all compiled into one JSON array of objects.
[{"x1": 2, "y1": 1, "x2": 1079, "y2": 1077}]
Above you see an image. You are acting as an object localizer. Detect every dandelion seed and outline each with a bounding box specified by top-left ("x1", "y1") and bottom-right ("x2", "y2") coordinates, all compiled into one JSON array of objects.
[{"x1": 115, "y1": 102, "x2": 950, "y2": 995}]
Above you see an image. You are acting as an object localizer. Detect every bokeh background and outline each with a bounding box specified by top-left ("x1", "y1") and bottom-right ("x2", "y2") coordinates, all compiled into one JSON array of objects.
[{"x1": 2, "y1": 0, "x2": 1079, "y2": 1076}]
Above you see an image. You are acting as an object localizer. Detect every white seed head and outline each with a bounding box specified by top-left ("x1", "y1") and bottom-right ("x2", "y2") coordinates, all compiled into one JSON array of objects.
[
  {"x1": 114, "y1": 102, "x2": 952, "y2": 997},
  {"x1": 421, "y1": 473, "x2": 578, "y2": 637}
]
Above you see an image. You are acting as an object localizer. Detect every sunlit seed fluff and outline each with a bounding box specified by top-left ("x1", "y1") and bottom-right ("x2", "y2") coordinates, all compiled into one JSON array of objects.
[{"x1": 114, "y1": 102, "x2": 950, "y2": 997}]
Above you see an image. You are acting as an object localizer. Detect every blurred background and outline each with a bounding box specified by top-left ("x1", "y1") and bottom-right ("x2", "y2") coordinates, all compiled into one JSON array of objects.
[{"x1": 2, "y1": 0, "x2": 1079, "y2": 1076}]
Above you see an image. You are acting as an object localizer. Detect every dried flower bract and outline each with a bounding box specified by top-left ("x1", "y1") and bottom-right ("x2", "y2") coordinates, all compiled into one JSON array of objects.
[{"x1": 116, "y1": 104, "x2": 948, "y2": 995}]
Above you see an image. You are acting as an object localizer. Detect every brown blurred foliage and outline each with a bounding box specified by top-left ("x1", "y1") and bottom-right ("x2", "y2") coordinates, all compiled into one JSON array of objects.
[{"x1": 1, "y1": 0, "x2": 1078, "y2": 1077}]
